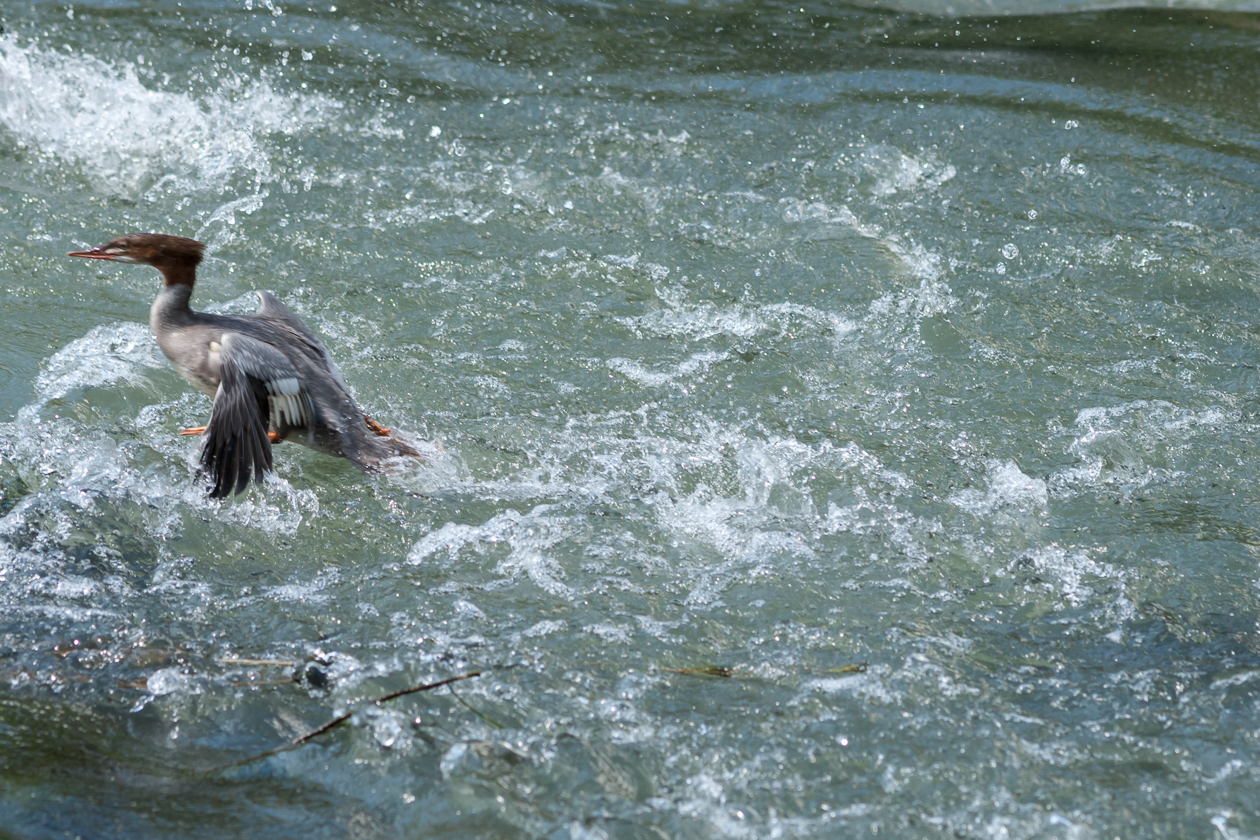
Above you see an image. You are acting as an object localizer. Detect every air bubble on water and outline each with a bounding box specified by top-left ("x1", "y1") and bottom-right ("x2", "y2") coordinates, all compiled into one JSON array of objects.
[
  {"x1": 146, "y1": 667, "x2": 194, "y2": 697},
  {"x1": 364, "y1": 707, "x2": 410, "y2": 749}
]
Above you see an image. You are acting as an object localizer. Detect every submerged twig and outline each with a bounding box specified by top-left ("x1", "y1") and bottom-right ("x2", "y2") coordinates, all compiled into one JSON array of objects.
[
  {"x1": 448, "y1": 680, "x2": 504, "y2": 729},
  {"x1": 211, "y1": 671, "x2": 481, "y2": 773}
]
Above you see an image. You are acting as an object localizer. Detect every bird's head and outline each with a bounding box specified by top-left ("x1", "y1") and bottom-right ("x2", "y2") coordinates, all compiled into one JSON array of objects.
[{"x1": 69, "y1": 233, "x2": 204, "y2": 270}]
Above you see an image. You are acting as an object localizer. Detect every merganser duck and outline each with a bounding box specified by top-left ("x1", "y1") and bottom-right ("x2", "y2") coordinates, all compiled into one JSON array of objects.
[{"x1": 69, "y1": 233, "x2": 418, "y2": 497}]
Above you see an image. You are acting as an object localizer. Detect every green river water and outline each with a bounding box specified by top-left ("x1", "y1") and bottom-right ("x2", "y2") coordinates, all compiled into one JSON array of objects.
[{"x1": 3, "y1": 1, "x2": 1260, "y2": 837}]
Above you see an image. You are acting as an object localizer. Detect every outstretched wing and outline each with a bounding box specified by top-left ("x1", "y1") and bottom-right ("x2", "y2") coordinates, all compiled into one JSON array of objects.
[
  {"x1": 200, "y1": 332, "x2": 310, "y2": 497},
  {"x1": 255, "y1": 291, "x2": 350, "y2": 390}
]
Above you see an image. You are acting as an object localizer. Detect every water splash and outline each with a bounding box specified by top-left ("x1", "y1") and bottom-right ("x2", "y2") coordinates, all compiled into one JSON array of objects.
[
  {"x1": 848, "y1": 143, "x2": 956, "y2": 199},
  {"x1": 949, "y1": 459, "x2": 1048, "y2": 517},
  {"x1": 31, "y1": 321, "x2": 164, "y2": 408},
  {"x1": 0, "y1": 39, "x2": 339, "y2": 198}
]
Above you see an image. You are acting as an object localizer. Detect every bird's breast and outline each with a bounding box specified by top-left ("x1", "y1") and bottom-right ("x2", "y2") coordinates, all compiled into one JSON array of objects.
[{"x1": 155, "y1": 327, "x2": 223, "y2": 398}]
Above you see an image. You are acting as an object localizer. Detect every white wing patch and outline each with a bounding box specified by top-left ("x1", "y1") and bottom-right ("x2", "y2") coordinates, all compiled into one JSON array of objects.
[
  {"x1": 216, "y1": 332, "x2": 312, "y2": 433},
  {"x1": 266, "y1": 376, "x2": 309, "y2": 428}
]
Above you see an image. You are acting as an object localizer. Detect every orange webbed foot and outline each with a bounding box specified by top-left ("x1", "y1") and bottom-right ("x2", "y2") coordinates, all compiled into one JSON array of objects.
[
  {"x1": 182, "y1": 426, "x2": 281, "y2": 444},
  {"x1": 364, "y1": 415, "x2": 392, "y2": 437}
]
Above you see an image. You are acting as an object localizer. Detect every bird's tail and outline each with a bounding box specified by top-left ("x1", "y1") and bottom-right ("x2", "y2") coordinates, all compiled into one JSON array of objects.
[
  {"x1": 380, "y1": 435, "x2": 421, "y2": 460},
  {"x1": 351, "y1": 415, "x2": 423, "y2": 472}
]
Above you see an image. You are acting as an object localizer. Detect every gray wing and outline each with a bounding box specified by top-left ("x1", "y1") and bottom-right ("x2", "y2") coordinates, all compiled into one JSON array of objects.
[
  {"x1": 256, "y1": 291, "x2": 349, "y2": 390},
  {"x1": 200, "y1": 332, "x2": 311, "y2": 497}
]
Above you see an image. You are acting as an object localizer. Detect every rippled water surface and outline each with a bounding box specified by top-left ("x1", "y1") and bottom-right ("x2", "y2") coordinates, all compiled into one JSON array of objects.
[{"x1": 4, "y1": 1, "x2": 1260, "y2": 837}]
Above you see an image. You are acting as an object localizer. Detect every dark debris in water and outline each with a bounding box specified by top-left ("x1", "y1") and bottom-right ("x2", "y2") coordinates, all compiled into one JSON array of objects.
[
  {"x1": 664, "y1": 665, "x2": 734, "y2": 678},
  {"x1": 300, "y1": 662, "x2": 329, "y2": 690}
]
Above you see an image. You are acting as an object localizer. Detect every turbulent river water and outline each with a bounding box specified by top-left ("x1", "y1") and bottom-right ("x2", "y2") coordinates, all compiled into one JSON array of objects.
[{"x1": 4, "y1": 1, "x2": 1260, "y2": 837}]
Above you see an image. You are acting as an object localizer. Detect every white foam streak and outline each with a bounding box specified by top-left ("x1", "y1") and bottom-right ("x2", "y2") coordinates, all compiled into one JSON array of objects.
[
  {"x1": 606, "y1": 351, "x2": 727, "y2": 388},
  {"x1": 407, "y1": 505, "x2": 577, "y2": 597},
  {"x1": 623, "y1": 299, "x2": 838, "y2": 342},
  {"x1": 407, "y1": 509, "x2": 522, "y2": 566}
]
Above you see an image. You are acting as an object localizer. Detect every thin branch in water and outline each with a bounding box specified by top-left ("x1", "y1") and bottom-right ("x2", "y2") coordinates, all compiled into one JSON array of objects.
[
  {"x1": 210, "y1": 671, "x2": 481, "y2": 774},
  {"x1": 448, "y1": 679, "x2": 504, "y2": 729},
  {"x1": 662, "y1": 662, "x2": 869, "y2": 679}
]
